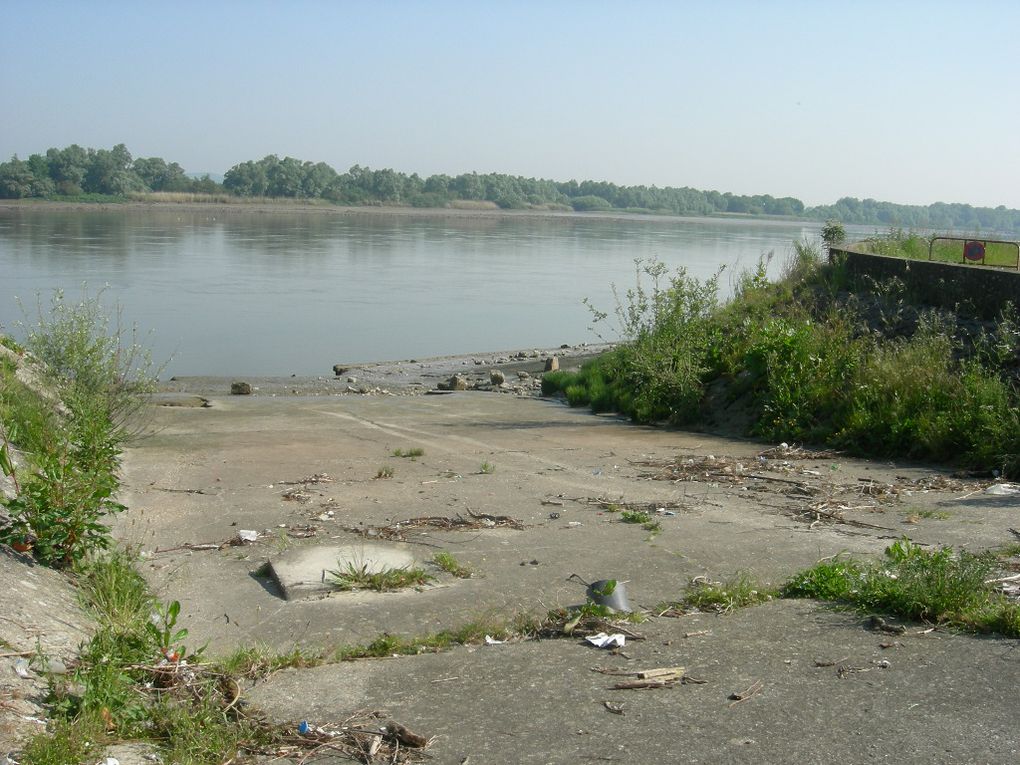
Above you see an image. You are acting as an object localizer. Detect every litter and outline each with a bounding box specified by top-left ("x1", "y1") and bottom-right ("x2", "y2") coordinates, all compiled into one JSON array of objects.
[
  {"x1": 586, "y1": 632, "x2": 626, "y2": 649},
  {"x1": 13, "y1": 658, "x2": 31, "y2": 678},
  {"x1": 985, "y1": 483, "x2": 1020, "y2": 496},
  {"x1": 237, "y1": 529, "x2": 259, "y2": 543},
  {"x1": 484, "y1": 635, "x2": 505, "y2": 645}
]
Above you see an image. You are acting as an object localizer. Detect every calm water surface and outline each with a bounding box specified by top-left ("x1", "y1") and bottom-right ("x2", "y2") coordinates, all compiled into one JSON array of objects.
[{"x1": 0, "y1": 208, "x2": 854, "y2": 376}]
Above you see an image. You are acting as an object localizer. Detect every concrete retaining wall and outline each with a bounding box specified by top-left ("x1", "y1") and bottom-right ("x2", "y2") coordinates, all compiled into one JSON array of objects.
[{"x1": 830, "y1": 246, "x2": 1020, "y2": 320}]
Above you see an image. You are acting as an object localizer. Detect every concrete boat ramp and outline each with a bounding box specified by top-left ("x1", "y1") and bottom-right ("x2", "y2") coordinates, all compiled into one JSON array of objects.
[{"x1": 114, "y1": 390, "x2": 1020, "y2": 764}]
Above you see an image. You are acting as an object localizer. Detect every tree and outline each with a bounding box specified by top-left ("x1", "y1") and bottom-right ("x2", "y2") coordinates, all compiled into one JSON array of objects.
[{"x1": 0, "y1": 156, "x2": 52, "y2": 198}]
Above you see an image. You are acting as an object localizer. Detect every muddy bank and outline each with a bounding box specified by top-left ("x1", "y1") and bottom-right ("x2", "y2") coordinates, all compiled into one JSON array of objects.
[{"x1": 156, "y1": 343, "x2": 612, "y2": 400}]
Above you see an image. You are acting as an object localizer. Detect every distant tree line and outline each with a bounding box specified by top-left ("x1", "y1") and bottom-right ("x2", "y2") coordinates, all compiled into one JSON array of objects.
[
  {"x1": 0, "y1": 143, "x2": 219, "y2": 198},
  {"x1": 3, "y1": 143, "x2": 1020, "y2": 235},
  {"x1": 804, "y1": 197, "x2": 1020, "y2": 235}
]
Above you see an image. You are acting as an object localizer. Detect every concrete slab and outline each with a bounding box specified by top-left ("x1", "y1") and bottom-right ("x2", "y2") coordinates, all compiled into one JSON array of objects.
[
  {"x1": 117, "y1": 392, "x2": 1019, "y2": 654},
  {"x1": 270, "y1": 543, "x2": 417, "y2": 600},
  {"x1": 247, "y1": 599, "x2": 1020, "y2": 764}
]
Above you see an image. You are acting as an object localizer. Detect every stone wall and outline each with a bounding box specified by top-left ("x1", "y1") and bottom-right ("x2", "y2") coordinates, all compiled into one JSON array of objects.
[{"x1": 830, "y1": 246, "x2": 1020, "y2": 320}]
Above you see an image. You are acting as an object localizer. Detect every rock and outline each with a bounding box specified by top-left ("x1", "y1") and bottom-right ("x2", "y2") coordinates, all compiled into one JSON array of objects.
[
  {"x1": 448, "y1": 374, "x2": 469, "y2": 391},
  {"x1": 517, "y1": 371, "x2": 531, "y2": 380},
  {"x1": 347, "y1": 376, "x2": 357, "y2": 384},
  {"x1": 230, "y1": 381, "x2": 253, "y2": 395},
  {"x1": 490, "y1": 369, "x2": 506, "y2": 385},
  {"x1": 544, "y1": 357, "x2": 559, "y2": 372},
  {"x1": 332, "y1": 365, "x2": 348, "y2": 377}
]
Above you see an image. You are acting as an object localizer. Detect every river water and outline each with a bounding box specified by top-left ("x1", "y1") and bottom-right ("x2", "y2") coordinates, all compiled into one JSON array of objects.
[{"x1": 0, "y1": 207, "x2": 860, "y2": 377}]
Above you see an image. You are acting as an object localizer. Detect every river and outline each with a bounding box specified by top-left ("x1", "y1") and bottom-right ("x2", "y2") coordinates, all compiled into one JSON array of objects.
[{"x1": 0, "y1": 206, "x2": 868, "y2": 377}]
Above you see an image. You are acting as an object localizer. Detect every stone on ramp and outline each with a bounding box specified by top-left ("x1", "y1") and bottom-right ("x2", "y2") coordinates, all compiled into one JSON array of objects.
[{"x1": 269, "y1": 543, "x2": 417, "y2": 600}]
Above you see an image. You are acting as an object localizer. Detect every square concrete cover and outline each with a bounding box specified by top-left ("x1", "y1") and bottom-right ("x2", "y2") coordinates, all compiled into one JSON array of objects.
[{"x1": 269, "y1": 543, "x2": 417, "y2": 600}]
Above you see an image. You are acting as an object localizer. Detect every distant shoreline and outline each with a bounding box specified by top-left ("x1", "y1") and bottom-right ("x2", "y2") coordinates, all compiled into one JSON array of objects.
[{"x1": 0, "y1": 198, "x2": 819, "y2": 229}]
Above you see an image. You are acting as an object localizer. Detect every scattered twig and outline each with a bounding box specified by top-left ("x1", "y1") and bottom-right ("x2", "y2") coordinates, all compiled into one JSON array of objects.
[{"x1": 728, "y1": 679, "x2": 763, "y2": 707}]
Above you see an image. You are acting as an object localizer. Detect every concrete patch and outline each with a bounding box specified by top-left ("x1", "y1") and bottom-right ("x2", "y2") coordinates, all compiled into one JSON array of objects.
[{"x1": 269, "y1": 543, "x2": 417, "y2": 600}]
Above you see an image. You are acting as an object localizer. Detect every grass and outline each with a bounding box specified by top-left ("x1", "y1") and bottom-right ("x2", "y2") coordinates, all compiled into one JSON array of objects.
[
  {"x1": 374, "y1": 465, "x2": 394, "y2": 479},
  {"x1": 433, "y1": 551, "x2": 473, "y2": 578},
  {"x1": 543, "y1": 242, "x2": 1020, "y2": 477},
  {"x1": 479, "y1": 461, "x2": 496, "y2": 474},
  {"x1": 783, "y1": 538, "x2": 1020, "y2": 636},
  {"x1": 862, "y1": 230, "x2": 1020, "y2": 268},
  {"x1": 327, "y1": 560, "x2": 433, "y2": 591},
  {"x1": 391, "y1": 446, "x2": 425, "y2": 459},
  {"x1": 618, "y1": 509, "x2": 662, "y2": 535},
  {"x1": 671, "y1": 574, "x2": 778, "y2": 614}
]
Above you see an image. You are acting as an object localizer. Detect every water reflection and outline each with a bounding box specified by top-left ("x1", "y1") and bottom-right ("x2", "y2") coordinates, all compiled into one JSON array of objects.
[{"x1": 0, "y1": 207, "x2": 838, "y2": 376}]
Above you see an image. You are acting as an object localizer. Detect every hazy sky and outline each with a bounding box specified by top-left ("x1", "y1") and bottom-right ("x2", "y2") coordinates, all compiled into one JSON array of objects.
[{"x1": 2, "y1": 0, "x2": 1018, "y2": 208}]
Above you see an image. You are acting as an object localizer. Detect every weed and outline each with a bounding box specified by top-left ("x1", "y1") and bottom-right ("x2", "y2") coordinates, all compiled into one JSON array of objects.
[
  {"x1": 783, "y1": 539, "x2": 1018, "y2": 635},
  {"x1": 1, "y1": 289, "x2": 164, "y2": 567},
  {"x1": 995, "y1": 542, "x2": 1020, "y2": 558},
  {"x1": 391, "y1": 447, "x2": 425, "y2": 459},
  {"x1": 911, "y1": 509, "x2": 951, "y2": 520},
  {"x1": 619, "y1": 509, "x2": 661, "y2": 534},
  {"x1": 328, "y1": 561, "x2": 433, "y2": 591},
  {"x1": 619, "y1": 509, "x2": 652, "y2": 524},
  {"x1": 375, "y1": 465, "x2": 394, "y2": 479},
  {"x1": 676, "y1": 574, "x2": 777, "y2": 613},
  {"x1": 479, "y1": 461, "x2": 496, "y2": 474},
  {"x1": 433, "y1": 551, "x2": 473, "y2": 578}
]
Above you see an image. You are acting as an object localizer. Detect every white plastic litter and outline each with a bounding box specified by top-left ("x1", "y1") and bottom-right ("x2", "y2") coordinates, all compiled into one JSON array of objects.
[
  {"x1": 237, "y1": 529, "x2": 259, "y2": 542},
  {"x1": 484, "y1": 635, "x2": 505, "y2": 645},
  {"x1": 13, "y1": 659, "x2": 31, "y2": 678},
  {"x1": 586, "y1": 632, "x2": 626, "y2": 649},
  {"x1": 984, "y1": 483, "x2": 1020, "y2": 496}
]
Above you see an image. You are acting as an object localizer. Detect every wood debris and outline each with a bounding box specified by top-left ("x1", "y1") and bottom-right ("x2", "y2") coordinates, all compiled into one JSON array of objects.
[
  {"x1": 592, "y1": 665, "x2": 701, "y2": 690},
  {"x1": 345, "y1": 509, "x2": 524, "y2": 541},
  {"x1": 278, "y1": 473, "x2": 335, "y2": 486},
  {"x1": 728, "y1": 678, "x2": 763, "y2": 706}
]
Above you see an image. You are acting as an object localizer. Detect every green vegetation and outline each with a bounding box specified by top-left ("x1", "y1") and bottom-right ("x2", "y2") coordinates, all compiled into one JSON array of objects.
[
  {"x1": 543, "y1": 243, "x2": 1020, "y2": 475},
  {"x1": 783, "y1": 539, "x2": 1020, "y2": 636},
  {"x1": 0, "y1": 143, "x2": 219, "y2": 198},
  {"x1": 374, "y1": 465, "x2": 394, "y2": 479},
  {"x1": 392, "y1": 446, "x2": 425, "y2": 459},
  {"x1": 327, "y1": 561, "x2": 433, "y2": 592},
  {"x1": 8, "y1": 143, "x2": 1020, "y2": 233},
  {"x1": 479, "y1": 461, "x2": 496, "y2": 474},
  {"x1": 1, "y1": 290, "x2": 161, "y2": 567},
  {"x1": 619, "y1": 509, "x2": 662, "y2": 534},
  {"x1": 20, "y1": 553, "x2": 272, "y2": 765},
  {"x1": 860, "y1": 229, "x2": 1020, "y2": 268},
  {"x1": 433, "y1": 551, "x2": 473, "y2": 578},
  {"x1": 671, "y1": 574, "x2": 777, "y2": 614}
]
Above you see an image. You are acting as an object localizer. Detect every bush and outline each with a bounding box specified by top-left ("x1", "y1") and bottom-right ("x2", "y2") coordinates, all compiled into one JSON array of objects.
[
  {"x1": 0, "y1": 288, "x2": 162, "y2": 567},
  {"x1": 544, "y1": 241, "x2": 1020, "y2": 475}
]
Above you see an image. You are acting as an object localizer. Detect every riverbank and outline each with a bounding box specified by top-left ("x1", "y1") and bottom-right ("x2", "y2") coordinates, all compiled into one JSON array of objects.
[
  {"x1": 156, "y1": 343, "x2": 613, "y2": 400},
  {"x1": 0, "y1": 198, "x2": 818, "y2": 229}
]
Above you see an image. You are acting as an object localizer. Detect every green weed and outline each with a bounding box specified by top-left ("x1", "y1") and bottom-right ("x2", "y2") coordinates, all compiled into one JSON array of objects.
[
  {"x1": 783, "y1": 539, "x2": 1018, "y2": 635},
  {"x1": 391, "y1": 447, "x2": 425, "y2": 459},
  {"x1": 328, "y1": 561, "x2": 433, "y2": 591},
  {"x1": 433, "y1": 551, "x2": 473, "y2": 578},
  {"x1": 374, "y1": 465, "x2": 394, "y2": 479},
  {"x1": 479, "y1": 461, "x2": 495, "y2": 474},
  {"x1": 674, "y1": 574, "x2": 777, "y2": 613}
]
